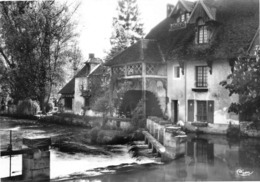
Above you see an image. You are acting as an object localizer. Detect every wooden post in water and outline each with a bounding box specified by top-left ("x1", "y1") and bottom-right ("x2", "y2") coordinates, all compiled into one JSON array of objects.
[{"x1": 9, "y1": 130, "x2": 12, "y2": 177}]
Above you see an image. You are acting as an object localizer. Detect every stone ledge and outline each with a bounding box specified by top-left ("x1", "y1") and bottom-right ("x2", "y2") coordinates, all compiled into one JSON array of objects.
[
  {"x1": 191, "y1": 122, "x2": 208, "y2": 127},
  {"x1": 148, "y1": 116, "x2": 172, "y2": 125}
]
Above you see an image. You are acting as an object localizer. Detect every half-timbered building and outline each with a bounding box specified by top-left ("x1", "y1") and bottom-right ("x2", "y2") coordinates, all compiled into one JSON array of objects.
[{"x1": 107, "y1": 0, "x2": 259, "y2": 125}]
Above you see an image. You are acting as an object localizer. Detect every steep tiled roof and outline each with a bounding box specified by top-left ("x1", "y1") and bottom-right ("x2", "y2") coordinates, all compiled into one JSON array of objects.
[
  {"x1": 146, "y1": 0, "x2": 259, "y2": 60},
  {"x1": 59, "y1": 64, "x2": 90, "y2": 95},
  {"x1": 183, "y1": 0, "x2": 196, "y2": 11},
  {"x1": 59, "y1": 78, "x2": 75, "y2": 95},
  {"x1": 169, "y1": 0, "x2": 196, "y2": 17},
  {"x1": 105, "y1": 39, "x2": 165, "y2": 66},
  {"x1": 74, "y1": 64, "x2": 90, "y2": 78},
  {"x1": 247, "y1": 27, "x2": 260, "y2": 54}
]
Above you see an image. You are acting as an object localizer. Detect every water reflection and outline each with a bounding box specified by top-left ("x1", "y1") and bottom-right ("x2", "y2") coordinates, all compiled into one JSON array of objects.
[
  {"x1": 1, "y1": 135, "x2": 260, "y2": 181},
  {"x1": 78, "y1": 135, "x2": 260, "y2": 182}
]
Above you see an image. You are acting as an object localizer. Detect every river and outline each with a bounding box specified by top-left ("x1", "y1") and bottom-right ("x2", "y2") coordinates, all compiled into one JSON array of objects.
[
  {"x1": 56, "y1": 134, "x2": 260, "y2": 182},
  {"x1": 1, "y1": 117, "x2": 260, "y2": 181}
]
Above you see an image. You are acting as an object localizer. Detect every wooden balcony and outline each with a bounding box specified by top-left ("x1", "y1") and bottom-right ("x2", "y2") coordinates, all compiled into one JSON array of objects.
[
  {"x1": 112, "y1": 63, "x2": 167, "y2": 79},
  {"x1": 169, "y1": 22, "x2": 187, "y2": 31}
]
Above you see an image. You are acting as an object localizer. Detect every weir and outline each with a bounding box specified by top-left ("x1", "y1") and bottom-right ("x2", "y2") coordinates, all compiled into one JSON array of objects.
[{"x1": 144, "y1": 117, "x2": 187, "y2": 162}]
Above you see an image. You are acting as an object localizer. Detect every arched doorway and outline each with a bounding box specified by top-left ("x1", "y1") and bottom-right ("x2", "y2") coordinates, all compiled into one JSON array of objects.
[{"x1": 118, "y1": 90, "x2": 163, "y2": 118}]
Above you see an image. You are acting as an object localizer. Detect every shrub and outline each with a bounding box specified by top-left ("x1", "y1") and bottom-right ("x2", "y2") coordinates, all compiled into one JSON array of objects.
[
  {"x1": 227, "y1": 123, "x2": 240, "y2": 138},
  {"x1": 92, "y1": 91, "x2": 110, "y2": 113},
  {"x1": 90, "y1": 127, "x2": 101, "y2": 144},
  {"x1": 16, "y1": 98, "x2": 40, "y2": 116}
]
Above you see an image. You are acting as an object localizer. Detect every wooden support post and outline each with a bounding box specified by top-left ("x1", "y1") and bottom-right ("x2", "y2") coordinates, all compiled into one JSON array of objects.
[
  {"x1": 9, "y1": 130, "x2": 12, "y2": 177},
  {"x1": 9, "y1": 154, "x2": 11, "y2": 177},
  {"x1": 142, "y1": 62, "x2": 146, "y2": 120},
  {"x1": 109, "y1": 68, "x2": 113, "y2": 116}
]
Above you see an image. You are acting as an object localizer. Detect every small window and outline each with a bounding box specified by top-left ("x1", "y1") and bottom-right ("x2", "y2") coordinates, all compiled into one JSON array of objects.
[
  {"x1": 197, "y1": 18, "x2": 209, "y2": 44},
  {"x1": 186, "y1": 13, "x2": 190, "y2": 20},
  {"x1": 196, "y1": 66, "x2": 207, "y2": 87},
  {"x1": 177, "y1": 17, "x2": 180, "y2": 23},
  {"x1": 181, "y1": 14, "x2": 185, "y2": 22},
  {"x1": 173, "y1": 66, "x2": 180, "y2": 78},
  {"x1": 254, "y1": 45, "x2": 260, "y2": 55}
]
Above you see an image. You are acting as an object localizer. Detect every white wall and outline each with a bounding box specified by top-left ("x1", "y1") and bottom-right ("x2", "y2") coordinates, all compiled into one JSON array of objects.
[
  {"x1": 167, "y1": 60, "x2": 239, "y2": 124},
  {"x1": 73, "y1": 77, "x2": 88, "y2": 114}
]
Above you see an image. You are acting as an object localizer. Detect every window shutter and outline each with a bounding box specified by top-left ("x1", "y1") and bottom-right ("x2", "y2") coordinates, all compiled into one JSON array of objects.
[
  {"x1": 188, "y1": 100, "x2": 194, "y2": 122},
  {"x1": 207, "y1": 100, "x2": 214, "y2": 123}
]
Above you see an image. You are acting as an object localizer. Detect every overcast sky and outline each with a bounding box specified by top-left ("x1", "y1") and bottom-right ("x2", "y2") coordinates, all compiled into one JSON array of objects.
[{"x1": 73, "y1": 0, "x2": 179, "y2": 60}]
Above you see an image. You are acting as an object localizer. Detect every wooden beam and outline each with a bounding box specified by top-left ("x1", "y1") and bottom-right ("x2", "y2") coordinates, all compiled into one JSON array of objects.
[
  {"x1": 0, "y1": 149, "x2": 30, "y2": 156},
  {"x1": 142, "y1": 62, "x2": 146, "y2": 118}
]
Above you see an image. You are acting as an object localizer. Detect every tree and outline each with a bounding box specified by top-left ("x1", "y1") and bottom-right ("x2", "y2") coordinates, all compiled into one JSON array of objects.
[
  {"x1": 0, "y1": 1, "x2": 80, "y2": 112},
  {"x1": 220, "y1": 50, "x2": 260, "y2": 121},
  {"x1": 107, "y1": 0, "x2": 144, "y2": 59}
]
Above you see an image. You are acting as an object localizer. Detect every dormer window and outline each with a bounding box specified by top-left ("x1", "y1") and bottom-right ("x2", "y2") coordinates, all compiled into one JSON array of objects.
[
  {"x1": 186, "y1": 13, "x2": 190, "y2": 20},
  {"x1": 170, "y1": 13, "x2": 190, "y2": 31},
  {"x1": 181, "y1": 14, "x2": 185, "y2": 22},
  {"x1": 177, "y1": 17, "x2": 180, "y2": 23},
  {"x1": 177, "y1": 13, "x2": 190, "y2": 23},
  {"x1": 254, "y1": 45, "x2": 260, "y2": 55},
  {"x1": 197, "y1": 18, "x2": 209, "y2": 44}
]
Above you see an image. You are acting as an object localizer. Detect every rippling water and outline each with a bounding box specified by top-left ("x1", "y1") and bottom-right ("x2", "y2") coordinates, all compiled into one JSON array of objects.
[
  {"x1": 1, "y1": 116, "x2": 260, "y2": 181},
  {"x1": 68, "y1": 134, "x2": 260, "y2": 182}
]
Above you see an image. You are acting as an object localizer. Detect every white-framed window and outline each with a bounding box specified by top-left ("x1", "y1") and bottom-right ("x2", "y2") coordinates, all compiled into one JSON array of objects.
[
  {"x1": 181, "y1": 14, "x2": 185, "y2": 22},
  {"x1": 195, "y1": 66, "x2": 207, "y2": 87},
  {"x1": 197, "y1": 18, "x2": 209, "y2": 44},
  {"x1": 177, "y1": 17, "x2": 180, "y2": 23},
  {"x1": 254, "y1": 45, "x2": 260, "y2": 55},
  {"x1": 173, "y1": 66, "x2": 180, "y2": 79},
  {"x1": 186, "y1": 13, "x2": 190, "y2": 20},
  {"x1": 177, "y1": 13, "x2": 189, "y2": 23}
]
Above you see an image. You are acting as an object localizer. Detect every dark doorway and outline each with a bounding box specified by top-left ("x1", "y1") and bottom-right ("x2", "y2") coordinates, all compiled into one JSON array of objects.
[
  {"x1": 171, "y1": 100, "x2": 178, "y2": 123},
  {"x1": 119, "y1": 90, "x2": 163, "y2": 118},
  {"x1": 64, "y1": 97, "x2": 72, "y2": 110},
  {"x1": 197, "y1": 101, "x2": 207, "y2": 122},
  {"x1": 84, "y1": 98, "x2": 90, "y2": 107}
]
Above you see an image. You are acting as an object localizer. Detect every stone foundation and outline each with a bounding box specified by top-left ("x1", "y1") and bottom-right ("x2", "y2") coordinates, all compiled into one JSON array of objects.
[
  {"x1": 106, "y1": 117, "x2": 134, "y2": 131},
  {"x1": 146, "y1": 117, "x2": 187, "y2": 161}
]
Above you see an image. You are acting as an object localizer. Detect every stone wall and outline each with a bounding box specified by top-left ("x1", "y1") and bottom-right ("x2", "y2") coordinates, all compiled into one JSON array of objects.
[
  {"x1": 146, "y1": 117, "x2": 187, "y2": 161},
  {"x1": 74, "y1": 77, "x2": 87, "y2": 114},
  {"x1": 146, "y1": 117, "x2": 186, "y2": 147},
  {"x1": 106, "y1": 117, "x2": 134, "y2": 131},
  {"x1": 39, "y1": 115, "x2": 102, "y2": 128},
  {"x1": 22, "y1": 138, "x2": 51, "y2": 181}
]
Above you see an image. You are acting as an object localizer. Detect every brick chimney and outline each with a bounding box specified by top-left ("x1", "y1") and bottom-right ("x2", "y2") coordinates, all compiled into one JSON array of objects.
[
  {"x1": 86, "y1": 53, "x2": 101, "y2": 73},
  {"x1": 167, "y1": 4, "x2": 174, "y2": 17},
  {"x1": 89, "y1": 53, "x2": 95, "y2": 59}
]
